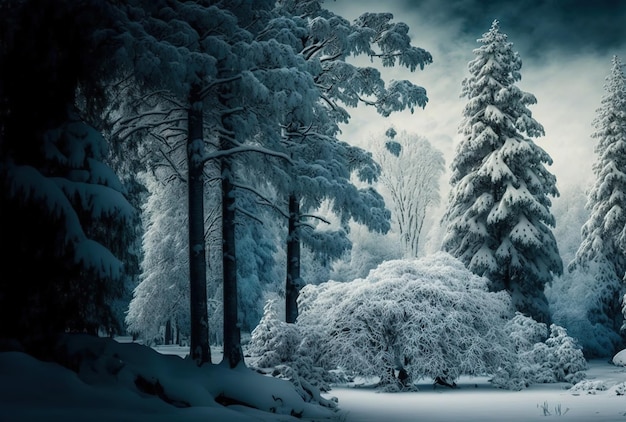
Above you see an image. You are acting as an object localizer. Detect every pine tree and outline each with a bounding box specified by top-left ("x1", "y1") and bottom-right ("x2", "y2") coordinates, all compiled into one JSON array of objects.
[
  {"x1": 273, "y1": 2, "x2": 432, "y2": 322},
  {"x1": 0, "y1": 0, "x2": 135, "y2": 346},
  {"x1": 569, "y1": 55, "x2": 626, "y2": 354},
  {"x1": 442, "y1": 20, "x2": 562, "y2": 323}
]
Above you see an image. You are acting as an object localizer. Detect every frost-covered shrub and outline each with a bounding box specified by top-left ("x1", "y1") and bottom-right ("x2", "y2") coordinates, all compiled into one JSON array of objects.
[
  {"x1": 247, "y1": 300, "x2": 342, "y2": 392},
  {"x1": 252, "y1": 255, "x2": 587, "y2": 392},
  {"x1": 248, "y1": 300, "x2": 300, "y2": 368},
  {"x1": 570, "y1": 379, "x2": 609, "y2": 394},
  {"x1": 298, "y1": 252, "x2": 517, "y2": 390},
  {"x1": 609, "y1": 382, "x2": 626, "y2": 396},
  {"x1": 544, "y1": 325, "x2": 587, "y2": 383},
  {"x1": 503, "y1": 313, "x2": 586, "y2": 386}
]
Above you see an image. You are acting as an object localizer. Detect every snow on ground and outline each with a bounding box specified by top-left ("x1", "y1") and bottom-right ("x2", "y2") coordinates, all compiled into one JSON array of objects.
[
  {"x1": 0, "y1": 336, "x2": 336, "y2": 422},
  {"x1": 3, "y1": 336, "x2": 626, "y2": 422},
  {"x1": 330, "y1": 360, "x2": 626, "y2": 422}
]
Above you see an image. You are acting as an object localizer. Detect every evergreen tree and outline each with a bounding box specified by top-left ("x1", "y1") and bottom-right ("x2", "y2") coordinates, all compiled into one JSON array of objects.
[
  {"x1": 568, "y1": 55, "x2": 626, "y2": 355},
  {"x1": 0, "y1": 0, "x2": 135, "y2": 347},
  {"x1": 125, "y1": 172, "x2": 190, "y2": 345},
  {"x1": 442, "y1": 20, "x2": 562, "y2": 323},
  {"x1": 272, "y1": 2, "x2": 432, "y2": 322},
  {"x1": 113, "y1": 0, "x2": 322, "y2": 367}
]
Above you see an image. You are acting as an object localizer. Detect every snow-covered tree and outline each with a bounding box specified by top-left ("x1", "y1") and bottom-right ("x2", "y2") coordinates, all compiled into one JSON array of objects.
[
  {"x1": 252, "y1": 255, "x2": 588, "y2": 392},
  {"x1": 270, "y1": 3, "x2": 433, "y2": 322},
  {"x1": 0, "y1": 0, "x2": 136, "y2": 343},
  {"x1": 566, "y1": 55, "x2": 626, "y2": 356},
  {"x1": 125, "y1": 173, "x2": 190, "y2": 344},
  {"x1": 109, "y1": 0, "x2": 233, "y2": 364},
  {"x1": 442, "y1": 20, "x2": 562, "y2": 323},
  {"x1": 298, "y1": 253, "x2": 517, "y2": 390},
  {"x1": 377, "y1": 128, "x2": 444, "y2": 258}
]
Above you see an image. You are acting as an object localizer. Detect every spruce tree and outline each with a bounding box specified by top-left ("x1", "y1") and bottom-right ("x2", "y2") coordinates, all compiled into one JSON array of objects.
[
  {"x1": 569, "y1": 55, "x2": 626, "y2": 353},
  {"x1": 442, "y1": 20, "x2": 562, "y2": 323}
]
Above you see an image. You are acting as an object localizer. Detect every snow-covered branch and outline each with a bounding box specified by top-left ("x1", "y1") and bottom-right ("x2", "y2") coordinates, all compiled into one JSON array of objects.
[{"x1": 202, "y1": 145, "x2": 293, "y2": 165}]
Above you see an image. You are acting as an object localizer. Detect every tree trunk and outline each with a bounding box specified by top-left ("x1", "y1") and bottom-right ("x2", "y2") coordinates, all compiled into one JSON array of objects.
[
  {"x1": 187, "y1": 88, "x2": 211, "y2": 365},
  {"x1": 221, "y1": 151, "x2": 243, "y2": 368},
  {"x1": 164, "y1": 319, "x2": 172, "y2": 345},
  {"x1": 285, "y1": 193, "x2": 301, "y2": 324},
  {"x1": 220, "y1": 91, "x2": 244, "y2": 368}
]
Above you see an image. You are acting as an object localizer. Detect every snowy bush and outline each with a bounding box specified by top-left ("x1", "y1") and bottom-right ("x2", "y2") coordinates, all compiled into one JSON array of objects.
[
  {"x1": 609, "y1": 382, "x2": 626, "y2": 396},
  {"x1": 503, "y1": 313, "x2": 586, "y2": 386},
  {"x1": 248, "y1": 300, "x2": 300, "y2": 368},
  {"x1": 298, "y1": 252, "x2": 518, "y2": 390},
  {"x1": 252, "y1": 255, "x2": 587, "y2": 391},
  {"x1": 569, "y1": 380, "x2": 609, "y2": 394},
  {"x1": 247, "y1": 300, "x2": 344, "y2": 393}
]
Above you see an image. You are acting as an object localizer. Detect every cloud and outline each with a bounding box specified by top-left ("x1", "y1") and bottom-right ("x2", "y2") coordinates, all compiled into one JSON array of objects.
[
  {"x1": 398, "y1": 0, "x2": 626, "y2": 58},
  {"x1": 327, "y1": 1, "x2": 624, "y2": 185}
]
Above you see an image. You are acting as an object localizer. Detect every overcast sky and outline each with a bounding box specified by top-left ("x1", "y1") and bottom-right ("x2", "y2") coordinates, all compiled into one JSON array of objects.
[{"x1": 327, "y1": 0, "x2": 626, "y2": 197}]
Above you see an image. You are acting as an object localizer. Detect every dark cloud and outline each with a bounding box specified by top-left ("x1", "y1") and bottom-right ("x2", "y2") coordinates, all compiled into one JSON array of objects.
[{"x1": 403, "y1": 0, "x2": 626, "y2": 57}]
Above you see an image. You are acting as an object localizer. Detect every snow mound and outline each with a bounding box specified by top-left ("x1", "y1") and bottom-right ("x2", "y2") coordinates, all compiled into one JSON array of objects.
[
  {"x1": 1, "y1": 333, "x2": 338, "y2": 421},
  {"x1": 612, "y1": 349, "x2": 626, "y2": 366},
  {"x1": 609, "y1": 382, "x2": 626, "y2": 396},
  {"x1": 569, "y1": 379, "x2": 609, "y2": 394}
]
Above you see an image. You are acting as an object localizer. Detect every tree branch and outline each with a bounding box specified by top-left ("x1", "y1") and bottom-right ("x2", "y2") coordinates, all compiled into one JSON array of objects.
[{"x1": 202, "y1": 145, "x2": 292, "y2": 165}]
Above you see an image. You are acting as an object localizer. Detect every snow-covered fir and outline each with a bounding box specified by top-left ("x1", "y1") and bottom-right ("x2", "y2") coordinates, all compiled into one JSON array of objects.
[
  {"x1": 551, "y1": 55, "x2": 626, "y2": 357},
  {"x1": 442, "y1": 20, "x2": 562, "y2": 323}
]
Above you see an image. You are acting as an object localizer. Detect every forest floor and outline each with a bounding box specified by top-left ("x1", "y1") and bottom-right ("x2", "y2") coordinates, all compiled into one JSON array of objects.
[
  {"x1": 330, "y1": 361, "x2": 626, "y2": 422},
  {"x1": 153, "y1": 342, "x2": 626, "y2": 422},
  {"x1": 2, "y1": 338, "x2": 625, "y2": 421}
]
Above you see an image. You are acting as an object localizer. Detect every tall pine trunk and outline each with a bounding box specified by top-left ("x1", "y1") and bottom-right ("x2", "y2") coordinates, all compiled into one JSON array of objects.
[
  {"x1": 220, "y1": 90, "x2": 244, "y2": 368},
  {"x1": 187, "y1": 88, "x2": 211, "y2": 365},
  {"x1": 285, "y1": 193, "x2": 301, "y2": 324}
]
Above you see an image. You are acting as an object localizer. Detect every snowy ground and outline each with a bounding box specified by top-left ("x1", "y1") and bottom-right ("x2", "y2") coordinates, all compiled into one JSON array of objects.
[
  {"x1": 331, "y1": 360, "x2": 626, "y2": 422},
  {"x1": 152, "y1": 344, "x2": 626, "y2": 421},
  {"x1": 3, "y1": 337, "x2": 626, "y2": 422}
]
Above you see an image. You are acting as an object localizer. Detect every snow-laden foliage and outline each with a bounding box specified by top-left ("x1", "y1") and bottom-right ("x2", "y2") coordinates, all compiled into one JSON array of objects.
[
  {"x1": 248, "y1": 300, "x2": 345, "y2": 394},
  {"x1": 249, "y1": 300, "x2": 300, "y2": 367},
  {"x1": 499, "y1": 313, "x2": 586, "y2": 388},
  {"x1": 442, "y1": 20, "x2": 561, "y2": 323},
  {"x1": 264, "y1": 3, "x2": 432, "y2": 324},
  {"x1": 550, "y1": 264, "x2": 624, "y2": 358},
  {"x1": 1, "y1": 110, "x2": 136, "y2": 339},
  {"x1": 376, "y1": 129, "x2": 445, "y2": 258},
  {"x1": 298, "y1": 253, "x2": 517, "y2": 390},
  {"x1": 565, "y1": 56, "x2": 626, "y2": 356},
  {"x1": 249, "y1": 255, "x2": 588, "y2": 392},
  {"x1": 126, "y1": 174, "x2": 190, "y2": 345}
]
